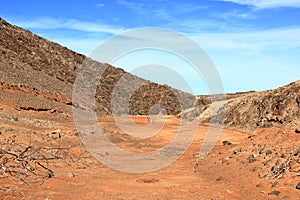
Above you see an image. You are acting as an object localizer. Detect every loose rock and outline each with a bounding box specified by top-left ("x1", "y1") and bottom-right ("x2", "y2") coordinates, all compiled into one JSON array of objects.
[
  {"x1": 268, "y1": 190, "x2": 281, "y2": 196},
  {"x1": 248, "y1": 154, "x2": 257, "y2": 163},
  {"x1": 296, "y1": 182, "x2": 300, "y2": 190},
  {"x1": 222, "y1": 157, "x2": 230, "y2": 164},
  {"x1": 136, "y1": 178, "x2": 160, "y2": 183},
  {"x1": 223, "y1": 141, "x2": 232, "y2": 146}
]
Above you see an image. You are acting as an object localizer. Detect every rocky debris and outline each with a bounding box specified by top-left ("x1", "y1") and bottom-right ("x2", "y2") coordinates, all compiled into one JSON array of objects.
[
  {"x1": 222, "y1": 157, "x2": 230, "y2": 164},
  {"x1": 201, "y1": 129, "x2": 300, "y2": 190},
  {"x1": 18, "y1": 106, "x2": 52, "y2": 112},
  {"x1": 196, "y1": 81, "x2": 300, "y2": 130},
  {"x1": 233, "y1": 148, "x2": 242, "y2": 155},
  {"x1": 268, "y1": 190, "x2": 281, "y2": 196},
  {"x1": 136, "y1": 178, "x2": 160, "y2": 183},
  {"x1": 296, "y1": 182, "x2": 300, "y2": 190},
  {"x1": 295, "y1": 128, "x2": 300, "y2": 133},
  {"x1": 248, "y1": 154, "x2": 257, "y2": 163},
  {"x1": 67, "y1": 172, "x2": 75, "y2": 179},
  {"x1": 222, "y1": 141, "x2": 232, "y2": 146},
  {"x1": 51, "y1": 129, "x2": 61, "y2": 139},
  {"x1": 252, "y1": 166, "x2": 260, "y2": 172}
]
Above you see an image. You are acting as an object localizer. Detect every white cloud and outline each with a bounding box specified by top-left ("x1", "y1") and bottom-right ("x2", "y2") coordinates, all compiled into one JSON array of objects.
[
  {"x1": 96, "y1": 3, "x2": 105, "y2": 8},
  {"x1": 116, "y1": 0, "x2": 144, "y2": 14},
  {"x1": 214, "y1": 10, "x2": 257, "y2": 20},
  {"x1": 171, "y1": 4, "x2": 209, "y2": 14},
  {"x1": 115, "y1": 0, "x2": 208, "y2": 20},
  {"x1": 218, "y1": 0, "x2": 300, "y2": 9},
  {"x1": 191, "y1": 27, "x2": 300, "y2": 52},
  {"x1": 11, "y1": 17, "x2": 125, "y2": 35}
]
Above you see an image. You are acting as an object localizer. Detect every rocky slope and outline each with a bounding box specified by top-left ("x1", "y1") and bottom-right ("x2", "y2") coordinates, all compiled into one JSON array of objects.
[
  {"x1": 0, "y1": 17, "x2": 196, "y2": 118},
  {"x1": 197, "y1": 81, "x2": 300, "y2": 130}
]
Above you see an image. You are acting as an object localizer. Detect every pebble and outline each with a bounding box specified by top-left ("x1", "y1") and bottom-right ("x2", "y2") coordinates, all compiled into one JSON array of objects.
[
  {"x1": 296, "y1": 182, "x2": 300, "y2": 190},
  {"x1": 223, "y1": 141, "x2": 232, "y2": 146},
  {"x1": 248, "y1": 154, "x2": 257, "y2": 163},
  {"x1": 136, "y1": 178, "x2": 160, "y2": 183},
  {"x1": 268, "y1": 190, "x2": 280, "y2": 196},
  {"x1": 222, "y1": 157, "x2": 230, "y2": 164},
  {"x1": 252, "y1": 166, "x2": 260, "y2": 172}
]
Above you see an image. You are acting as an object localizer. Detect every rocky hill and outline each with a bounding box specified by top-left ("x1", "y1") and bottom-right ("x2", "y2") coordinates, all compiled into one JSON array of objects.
[
  {"x1": 197, "y1": 81, "x2": 300, "y2": 130},
  {"x1": 0, "y1": 17, "x2": 196, "y2": 118}
]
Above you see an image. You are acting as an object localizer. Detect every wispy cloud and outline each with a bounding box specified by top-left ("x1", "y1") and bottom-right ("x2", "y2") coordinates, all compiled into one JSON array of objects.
[
  {"x1": 171, "y1": 3, "x2": 209, "y2": 14},
  {"x1": 190, "y1": 27, "x2": 300, "y2": 53},
  {"x1": 217, "y1": 0, "x2": 300, "y2": 9},
  {"x1": 96, "y1": 3, "x2": 105, "y2": 8},
  {"x1": 10, "y1": 17, "x2": 125, "y2": 35},
  {"x1": 116, "y1": 0, "x2": 144, "y2": 14},
  {"x1": 116, "y1": 0, "x2": 208, "y2": 20},
  {"x1": 214, "y1": 10, "x2": 257, "y2": 20}
]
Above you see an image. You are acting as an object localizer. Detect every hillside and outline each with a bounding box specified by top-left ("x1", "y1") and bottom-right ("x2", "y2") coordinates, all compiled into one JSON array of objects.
[
  {"x1": 196, "y1": 81, "x2": 300, "y2": 130},
  {"x1": 0, "y1": 17, "x2": 196, "y2": 120}
]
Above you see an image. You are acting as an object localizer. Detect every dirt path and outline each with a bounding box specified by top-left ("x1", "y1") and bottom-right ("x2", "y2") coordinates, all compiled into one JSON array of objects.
[{"x1": 1, "y1": 115, "x2": 300, "y2": 199}]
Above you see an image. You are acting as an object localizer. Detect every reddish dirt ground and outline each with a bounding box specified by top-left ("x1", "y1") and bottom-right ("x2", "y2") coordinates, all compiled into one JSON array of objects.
[{"x1": 1, "y1": 112, "x2": 299, "y2": 199}]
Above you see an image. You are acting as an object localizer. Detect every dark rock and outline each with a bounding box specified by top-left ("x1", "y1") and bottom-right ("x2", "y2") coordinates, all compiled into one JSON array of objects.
[
  {"x1": 248, "y1": 154, "x2": 257, "y2": 163},
  {"x1": 256, "y1": 183, "x2": 262, "y2": 187},
  {"x1": 259, "y1": 146, "x2": 267, "y2": 154},
  {"x1": 268, "y1": 190, "x2": 281, "y2": 196},
  {"x1": 265, "y1": 150, "x2": 272, "y2": 156},
  {"x1": 296, "y1": 182, "x2": 300, "y2": 190},
  {"x1": 216, "y1": 176, "x2": 224, "y2": 181},
  {"x1": 223, "y1": 141, "x2": 232, "y2": 146},
  {"x1": 280, "y1": 153, "x2": 287, "y2": 158},
  {"x1": 233, "y1": 148, "x2": 242, "y2": 154},
  {"x1": 136, "y1": 178, "x2": 159, "y2": 183},
  {"x1": 252, "y1": 166, "x2": 260, "y2": 171},
  {"x1": 295, "y1": 128, "x2": 300, "y2": 133}
]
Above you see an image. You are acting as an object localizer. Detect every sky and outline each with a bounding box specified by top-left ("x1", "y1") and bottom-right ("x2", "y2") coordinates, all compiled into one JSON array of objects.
[{"x1": 1, "y1": 0, "x2": 300, "y2": 94}]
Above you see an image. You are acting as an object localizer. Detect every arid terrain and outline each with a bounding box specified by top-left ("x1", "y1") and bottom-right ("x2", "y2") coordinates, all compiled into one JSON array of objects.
[{"x1": 1, "y1": 17, "x2": 300, "y2": 199}]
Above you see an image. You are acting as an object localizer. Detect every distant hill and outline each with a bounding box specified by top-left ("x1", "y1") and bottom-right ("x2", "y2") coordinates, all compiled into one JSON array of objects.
[{"x1": 196, "y1": 81, "x2": 300, "y2": 130}]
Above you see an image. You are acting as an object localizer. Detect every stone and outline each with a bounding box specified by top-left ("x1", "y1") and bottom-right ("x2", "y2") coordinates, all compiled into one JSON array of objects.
[
  {"x1": 136, "y1": 178, "x2": 159, "y2": 183},
  {"x1": 295, "y1": 128, "x2": 300, "y2": 133},
  {"x1": 67, "y1": 172, "x2": 75, "y2": 178},
  {"x1": 51, "y1": 129, "x2": 61, "y2": 139},
  {"x1": 289, "y1": 160, "x2": 298, "y2": 172},
  {"x1": 296, "y1": 182, "x2": 300, "y2": 190},
  {"x1": 223, "y1": 141, "x2": 232, "y2": 146},
  {"x1": 233, "y1": 148, "x2": 242, "y2": 154},
  {"x1": 248, "y1": 154, "x2": 257, "y2": 163},
  {"x1": 222, "y1": 157, "x2": 230, "y2": 164},
  {"x1": 265, "y1": 150, "x2": 272, "y2": 156},
  {"x1": 268, "y1": 190, "x2": 280, "y2": 196},
  {"x1": 256, "y1": 183, "x2": 262, "y2": 187},
  {"x1": 252, "y1": 166, "x2": 260, "y2": 171}
]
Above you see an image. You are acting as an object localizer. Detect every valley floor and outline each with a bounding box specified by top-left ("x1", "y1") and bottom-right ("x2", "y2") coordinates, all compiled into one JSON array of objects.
[{"x1": 1, "y1": 109, "x2": 300, "y2": 199}]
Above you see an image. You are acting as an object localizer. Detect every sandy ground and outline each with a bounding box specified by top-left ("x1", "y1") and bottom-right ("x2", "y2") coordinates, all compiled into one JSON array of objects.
[{"x1": 1, "y1": 110, "x2": 300, "y2": 200}]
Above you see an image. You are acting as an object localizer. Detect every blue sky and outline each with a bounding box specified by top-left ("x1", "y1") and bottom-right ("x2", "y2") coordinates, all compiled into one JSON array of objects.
[{"x1": 1, "y1": 0, "x2": 300, "y2": 94}]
